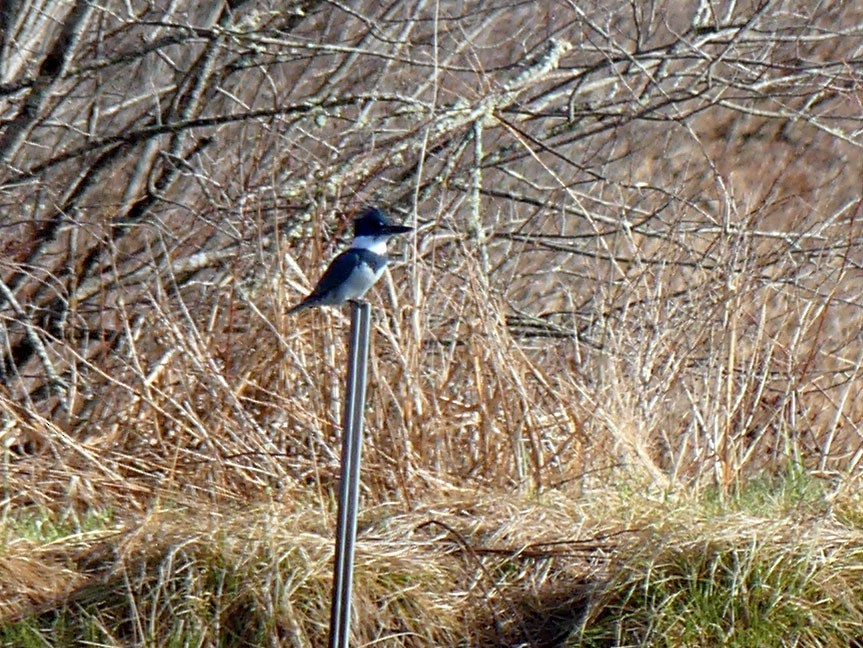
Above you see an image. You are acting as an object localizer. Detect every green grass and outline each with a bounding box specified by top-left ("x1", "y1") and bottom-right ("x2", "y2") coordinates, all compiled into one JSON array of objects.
[
  {"x1": 0, "y1": 506, "x2": 116, "y2": 545},
  {"x1": 568, "y1": 472, "x2": 863, "y2": 647},
  {"x1": 580, "y1": 541, "x2": 847, "y2": 646},
  {"x1": 700, "y1": 465, "x2": 829, "y2": 518}
]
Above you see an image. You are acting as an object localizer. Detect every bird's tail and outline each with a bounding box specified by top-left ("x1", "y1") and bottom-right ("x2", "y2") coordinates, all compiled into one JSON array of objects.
[{"x1": 286, "y1": 298, "x2": 316, "y2": 315}]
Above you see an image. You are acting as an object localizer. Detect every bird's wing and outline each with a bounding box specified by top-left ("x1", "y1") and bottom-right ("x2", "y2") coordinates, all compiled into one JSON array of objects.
[{"x1": 308, "y1": 250, "x2": 363, "y2": 297}]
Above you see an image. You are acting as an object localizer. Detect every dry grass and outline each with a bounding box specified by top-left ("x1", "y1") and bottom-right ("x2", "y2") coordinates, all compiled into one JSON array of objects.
[
  {"x1": 2, "y1": 0, "x2": 863, "y2": 644},
  {"x1": 3, "y1": 472, "x2": 863, "y2": 646}
]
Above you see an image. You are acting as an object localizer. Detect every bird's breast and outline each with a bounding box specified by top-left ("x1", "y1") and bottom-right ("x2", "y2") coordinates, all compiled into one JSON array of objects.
[{"x1": 333, "y1": 262, "x2": 383, "y2": 301}]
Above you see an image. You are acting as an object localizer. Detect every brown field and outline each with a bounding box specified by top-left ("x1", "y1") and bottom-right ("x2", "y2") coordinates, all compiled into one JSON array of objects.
[{"x1": 2, "y1": 0, "x2": 863, "y2": 645}]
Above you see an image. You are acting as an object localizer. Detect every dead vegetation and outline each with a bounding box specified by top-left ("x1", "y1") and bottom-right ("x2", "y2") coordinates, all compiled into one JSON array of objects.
[{"x1": 2, "y1": 0, "x2": 863, "y2": 645}]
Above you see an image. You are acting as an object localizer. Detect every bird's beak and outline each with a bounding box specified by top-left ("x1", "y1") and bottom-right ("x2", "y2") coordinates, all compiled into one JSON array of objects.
[{"x1": 383, "y1": 224, "x2": 412, "y2": 235}]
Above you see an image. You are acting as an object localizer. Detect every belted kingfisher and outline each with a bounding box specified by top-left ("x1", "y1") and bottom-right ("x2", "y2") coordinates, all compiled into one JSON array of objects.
[{"x1": 287, "y1": 207, "x2": 412, "y2": 315}]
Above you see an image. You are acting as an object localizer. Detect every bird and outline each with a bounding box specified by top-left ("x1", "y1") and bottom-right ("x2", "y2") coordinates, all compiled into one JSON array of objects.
[{"x1": 287, "y1": 207, "x2": 412, "y2": 315}]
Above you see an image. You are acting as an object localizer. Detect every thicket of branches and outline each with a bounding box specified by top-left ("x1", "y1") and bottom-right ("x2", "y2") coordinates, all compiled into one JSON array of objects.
[{"x1": 2, "y1": 0, "x2": 863, "y2": 509}]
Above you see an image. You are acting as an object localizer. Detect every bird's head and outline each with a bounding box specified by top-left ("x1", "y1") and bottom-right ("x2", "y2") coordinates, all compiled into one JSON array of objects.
[{"x1": 353, "y1": 207, "x2": 412, "y2": 239}]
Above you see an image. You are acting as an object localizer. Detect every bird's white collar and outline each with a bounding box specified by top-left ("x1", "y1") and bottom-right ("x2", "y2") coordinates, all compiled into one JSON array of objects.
[{"x1": 351, "y1": 236, "x2": 387, "y2": 255}]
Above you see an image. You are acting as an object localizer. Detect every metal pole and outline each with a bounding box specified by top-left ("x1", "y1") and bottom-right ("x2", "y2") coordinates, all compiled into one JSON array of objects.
[{"x1": 329, "y1": 301, "x2": 371, "y2": 648}]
